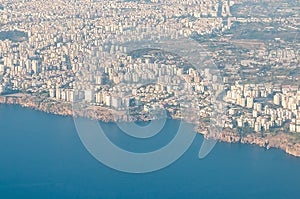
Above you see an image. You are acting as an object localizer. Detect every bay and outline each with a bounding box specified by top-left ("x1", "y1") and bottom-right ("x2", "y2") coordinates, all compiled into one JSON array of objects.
[{"x1": 0, "y1": 104, "x2": 300, "y2": 199}]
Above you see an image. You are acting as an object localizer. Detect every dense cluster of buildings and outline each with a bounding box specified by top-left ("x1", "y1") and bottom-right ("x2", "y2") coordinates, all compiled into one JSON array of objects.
[
  {"x1": 0, "y1": 0, "x2": 299, "y2": 134},
  {"x1": 225, "y1": 83, "x2": 300, "y2": 133},
  {"x1": 0, "y1": 0, "x2": 233, "y2": 95}
]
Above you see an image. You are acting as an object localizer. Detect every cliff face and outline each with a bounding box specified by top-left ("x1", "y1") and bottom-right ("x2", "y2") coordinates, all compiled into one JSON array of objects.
[
  {"x1": 1, "y1": 94, "x2": 300, "y2": 158},
  {"x1": 0, "y1": 95, "x2": 73, "y2": 116},
  {"x1": 201, "y1": 130, "x2": 300, "y2": 157}
]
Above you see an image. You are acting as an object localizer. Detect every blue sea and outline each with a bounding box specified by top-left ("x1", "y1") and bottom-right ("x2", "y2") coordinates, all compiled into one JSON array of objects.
[{"x1": 0, "y1": 104, "x2": 300, "y2": 199}]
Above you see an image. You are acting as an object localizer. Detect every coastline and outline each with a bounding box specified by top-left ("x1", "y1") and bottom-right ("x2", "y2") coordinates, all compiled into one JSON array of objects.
[{"x1": 1, "y1": 93, "x2": 300, "y2": 158}]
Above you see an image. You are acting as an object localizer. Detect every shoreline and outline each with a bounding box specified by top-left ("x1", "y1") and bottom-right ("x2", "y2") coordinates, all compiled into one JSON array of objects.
[{"x1": 1, "y1": 93, "x2": 300, "y2": 158}]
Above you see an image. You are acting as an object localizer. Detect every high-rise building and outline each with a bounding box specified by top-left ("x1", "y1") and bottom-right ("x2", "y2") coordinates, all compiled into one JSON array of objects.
[
  {"x1": 246, "y1": 97, "x2": 253, "y2": 109},
  {"x1": 290, "y1": 119, "x2": 296, "y2": 132},
  {"x1": 95, "y1": 92, "x2": 103, "y2": 104},
  {"x1": 32, "y1": 60, "x2": 41, "y2": 74},
  {"x1": 254, "y1": 102, "x2": 262, "y2": 112},
  {"x1": 105, "y1": 95, "x2": 111, "y2": 107},
  {"x1": 0, "y1": 63, "x2": 5, "y2": 73},
  {"x1": 274, "y1": 93, "x2": 281, "y2": 105},
  {"x1": 240, "y1": 97, "x2": 246, "y2": 107},
  {"x1": 67, "y1": 90, "x2": 75, "y2": 102},
  {"x1": 49, "y1": 89, "x2": 55, "y2": 98},
  {"x1": 253, "y1": 110, "x2": 258, "y2": 118},
  {"x1": 254, "y1": 122, "x2": 261, "y2": 132}
]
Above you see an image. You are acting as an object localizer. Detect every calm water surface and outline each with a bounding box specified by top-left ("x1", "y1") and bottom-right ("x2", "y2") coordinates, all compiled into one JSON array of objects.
[{"x1": 0, "y1": 104, "x2": 300, "y2": 199}]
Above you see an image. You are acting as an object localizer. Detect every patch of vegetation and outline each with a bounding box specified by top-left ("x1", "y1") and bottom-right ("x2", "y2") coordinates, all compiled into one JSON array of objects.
[{"x1": 237, "y1": 124, "x2": 255, "y2": 137}]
